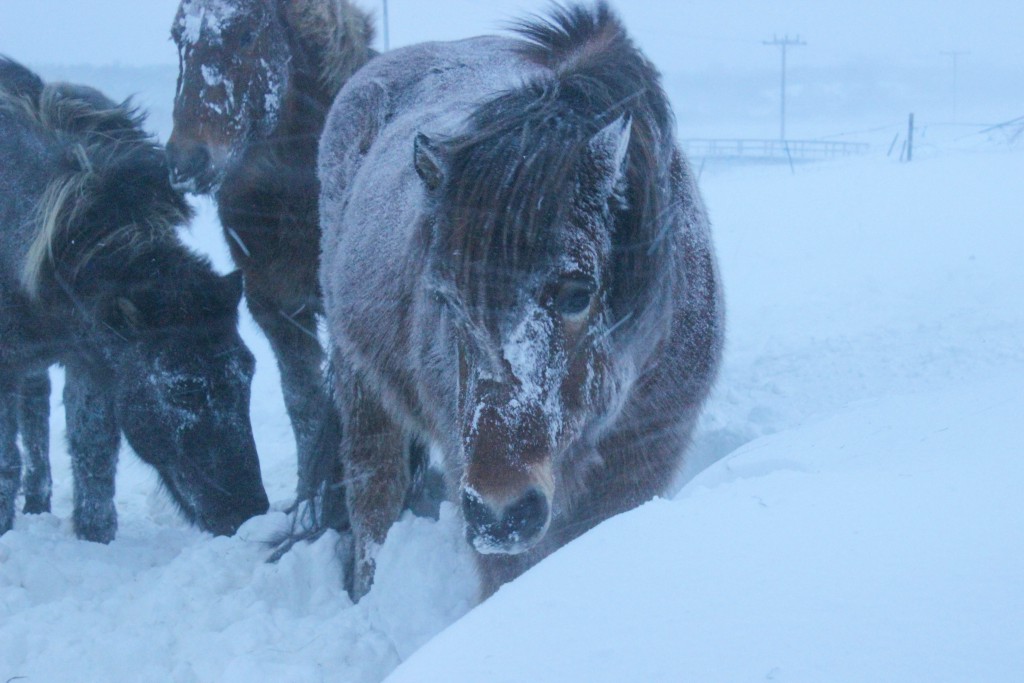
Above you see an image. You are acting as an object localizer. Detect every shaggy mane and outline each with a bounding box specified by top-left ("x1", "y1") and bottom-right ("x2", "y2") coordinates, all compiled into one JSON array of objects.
[
  {"x1": 0, "y1": 59, "x2": 193, "y2": 298},
  {"x1": 288, "y1": 0, "x2": 376, "y2": 95},
  {"x1": 441, "y1": 2, "x2": 675, "y2": 327}
]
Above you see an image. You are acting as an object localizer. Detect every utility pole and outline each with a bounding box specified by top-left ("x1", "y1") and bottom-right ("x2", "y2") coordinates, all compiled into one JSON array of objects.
[
  {"x1": 907, "y1": 113, "x2": 914, "y2": 162},
  {"x1": 382, "y1": 0, "x2": 390, "y2": 51},
  {"x1": 763, "y1": 35, "x2": 806, "y2": 141},
  {"x1": 940, "y1": 50, "x2": 968, "y2": 121}
]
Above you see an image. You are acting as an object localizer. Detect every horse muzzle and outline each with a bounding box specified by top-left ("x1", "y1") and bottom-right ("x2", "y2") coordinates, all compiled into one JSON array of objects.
[
  {"x1": 197, "y1": 493, "x2": 269, "y2": 536},
  {"x1": 462, "y1": 485, "x2": 551, "y2": 555},
  {"x1": 166, "y1": 139, "x2": 219, "y2": 194}
]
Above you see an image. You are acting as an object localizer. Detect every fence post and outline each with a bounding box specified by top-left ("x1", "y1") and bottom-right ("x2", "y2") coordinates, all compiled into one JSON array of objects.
[
  {"x1": 887, "y1": 132, "x2": 899, "y2": 157},
  {"x1": 907, "y1": 113, "x2": 914, "y2": 162}
]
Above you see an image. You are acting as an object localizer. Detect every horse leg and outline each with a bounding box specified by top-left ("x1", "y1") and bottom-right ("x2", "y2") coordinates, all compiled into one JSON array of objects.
[
  {"x1": 64, "y1": 364, "x2": 120, "y2": 543},
  {"x1": 245, "y1": 285, "x2": 342, "y2": 512},
  {"x1": 334, "y1": 359, "x2": 408, "y2": 602},
  {"x1": 403, "y1": 437, "x2": 445, "y2": 520},
  {"x1": 18, "y1": 371, "x2": 51, "y2": 514},
  {"x1": 0, "y1": 379, "x2": 21, "y2": 535}
]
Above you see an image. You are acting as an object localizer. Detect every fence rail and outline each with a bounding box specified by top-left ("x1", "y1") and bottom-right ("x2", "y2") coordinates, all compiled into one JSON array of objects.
[{"x1": 682, "y1": 138, "x2": 870, "y2": 162}]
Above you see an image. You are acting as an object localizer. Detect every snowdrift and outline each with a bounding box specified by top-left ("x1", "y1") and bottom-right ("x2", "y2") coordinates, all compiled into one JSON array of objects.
[{"x1": 387, "y1": 377, "x2": 1024, "y2": 682}]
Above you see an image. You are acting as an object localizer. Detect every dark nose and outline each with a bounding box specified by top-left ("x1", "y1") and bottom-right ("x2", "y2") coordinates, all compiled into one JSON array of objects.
[
  {"x1": 166, "y1": 140, "x2": 210, "y2": 188},
  {"x1": 462, "y1": 487, "x2": 550, "y2": 553},
  {"x1": 203, "y1": 489, "x2": 270, "y2": 536}
]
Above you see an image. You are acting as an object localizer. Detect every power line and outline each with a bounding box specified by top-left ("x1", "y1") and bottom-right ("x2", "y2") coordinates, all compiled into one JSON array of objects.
[{"x1": 763, "y1": 35, "x2": 806, "y2": 141}]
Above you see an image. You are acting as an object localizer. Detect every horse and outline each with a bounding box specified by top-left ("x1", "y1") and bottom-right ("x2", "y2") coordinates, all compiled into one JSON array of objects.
[
  {"x1": 315, "y1": 3, "x2": 724, "y2": 600},
  {"x1": 165, "y1": 0, "x2": 376, "y2": 510},
  {"x1": 0, "y1": 58, "x2": 269, "y2": 541}
]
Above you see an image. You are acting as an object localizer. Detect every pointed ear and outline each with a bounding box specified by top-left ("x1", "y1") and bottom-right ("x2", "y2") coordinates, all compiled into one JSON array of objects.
[
  {"x1": 414, "y1": 133, "x2": 447, "y2": 192},
  {"x1": 587, "y1": 114, "x2": 632, "y2": 200},
  {"x1": 116, "y1": 297, "x2": 145, "y2": 330},
  {"x1": 98, "y1": 293, "x2": 145, "y2": 335}
]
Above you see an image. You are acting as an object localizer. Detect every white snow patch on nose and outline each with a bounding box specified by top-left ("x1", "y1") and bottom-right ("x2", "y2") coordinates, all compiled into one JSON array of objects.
[
  {"x1": 502, "y1": 303, "x2": 550, "y2": 406},
  {"x1": 497, "y1": 304, "x2": 567, "y2": 445},
  {"x1": 199, "y1": 65, "x2": 234, "y2": 115}
]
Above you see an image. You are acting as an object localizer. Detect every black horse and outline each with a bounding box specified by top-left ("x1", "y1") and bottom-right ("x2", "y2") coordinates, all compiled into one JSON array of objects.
[
  {"x1": 166, "y1": 0, "x2": 376, "y2": 508},
  {"x1": 316, "y1": 4, "x2": 724, "y2": 600},
  {"x1": 0, "y1": 58, "x2": 268, "y2": 541}
]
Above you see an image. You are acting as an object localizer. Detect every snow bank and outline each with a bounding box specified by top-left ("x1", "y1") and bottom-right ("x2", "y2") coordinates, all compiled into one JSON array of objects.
[{"x1": 387, "y1": 376, "x2": 1024, "y2": 682}]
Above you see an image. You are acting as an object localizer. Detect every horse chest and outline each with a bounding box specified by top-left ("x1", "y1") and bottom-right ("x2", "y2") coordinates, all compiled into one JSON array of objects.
[{"x1": 218, "y1": 177, "x2": 319, "y2": 270}]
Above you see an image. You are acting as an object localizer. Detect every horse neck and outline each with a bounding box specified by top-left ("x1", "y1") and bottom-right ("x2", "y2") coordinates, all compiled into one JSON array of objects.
[
  {"x1": 278, "y1": 64, "x2": 333, "y2": 161},
  {"x1": 31, "y1": 277, "x2": 119, "y2": 361},
  {"x1": 270, "y1": 6, "x2": 377, "y2": 166}
]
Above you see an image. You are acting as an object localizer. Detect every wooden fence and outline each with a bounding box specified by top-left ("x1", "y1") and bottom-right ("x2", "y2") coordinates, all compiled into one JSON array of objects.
[{"x1": 682, "y1": 138, "x2": 870, "y2": 163}]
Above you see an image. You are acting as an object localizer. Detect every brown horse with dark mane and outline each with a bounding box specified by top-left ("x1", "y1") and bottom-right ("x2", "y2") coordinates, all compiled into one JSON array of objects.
[
  {"x1": 166, "y1": 0, "x2": 375, "y2": 508},
  {"x1": 315, "y1": 3, "x2": 724, "y2": 600}
]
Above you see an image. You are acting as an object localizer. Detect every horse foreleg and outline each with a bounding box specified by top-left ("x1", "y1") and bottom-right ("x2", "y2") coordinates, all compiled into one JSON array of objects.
[
  {"x1": 18, "y1": 371, "x2": 51, "y2": 514},
  {"x1": 0, "y1": 380, "x2": 21, "y2": 535},
  {"x1": 335, "y1": 361, "x2": 408, "y2": 602},
  {"x1": 246, "y1": 287, "x2": 341, "y2": 510},
  {"x1": 64, "y1": 364, "x2": 120, "y2": 543}
]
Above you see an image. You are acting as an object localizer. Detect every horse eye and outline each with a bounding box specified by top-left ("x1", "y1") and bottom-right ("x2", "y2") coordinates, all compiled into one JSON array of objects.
[
  {"x1": 553, "y1": 277, "x2": 597, "y2": 318},
  {"x1": 237, "y1": 30, "x2": 255, "y2": 48}
]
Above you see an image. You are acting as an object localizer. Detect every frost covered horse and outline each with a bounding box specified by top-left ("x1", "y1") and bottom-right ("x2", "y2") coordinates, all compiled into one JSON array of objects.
[
  {"x1": 317, "y1": 4, "x2": 724, "y2": 599},
  {"x1": 0, "y1": 59, "x2": 269, "y2": 540},
  {"x1": 166, "y1": 0, "x2": 375, "y2": 505}
]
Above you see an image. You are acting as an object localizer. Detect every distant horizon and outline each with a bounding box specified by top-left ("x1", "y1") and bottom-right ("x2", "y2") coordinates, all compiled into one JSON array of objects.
[
  {"x1": 4, "y1": 1, "x2": 1019, "y2": 141},
  {"x1": 0, "y1": 1, "x2": 1021, "y2": 72}
]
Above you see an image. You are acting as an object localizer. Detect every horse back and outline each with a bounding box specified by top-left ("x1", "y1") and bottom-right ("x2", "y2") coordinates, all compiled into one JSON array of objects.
[{"x1": 319, "y1": 36, "x2": 528, "y2": 229}]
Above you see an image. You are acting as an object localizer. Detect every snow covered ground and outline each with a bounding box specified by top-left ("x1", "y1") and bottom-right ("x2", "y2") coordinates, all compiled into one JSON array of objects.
[
  {"x1": 2, "y1": 110, "x2": 1022, "y2": 680},
  {"x1": 389, "y1": 377, "x2": 1024, "y2": 683}
]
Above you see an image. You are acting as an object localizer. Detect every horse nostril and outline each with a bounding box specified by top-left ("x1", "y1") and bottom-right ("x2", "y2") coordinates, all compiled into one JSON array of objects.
[
  {"x1": 463, "y1": 487, "x2": 550, "y2": 551},
  {"x1": 167, "y1": 141, "x2": 210, "y2": 182},
  {"x1": 462, "y1": 489, "x2": 498, "y2": 530},
  {"x1": 504, "y1": 488, "x2": 549, "y2": 541}
]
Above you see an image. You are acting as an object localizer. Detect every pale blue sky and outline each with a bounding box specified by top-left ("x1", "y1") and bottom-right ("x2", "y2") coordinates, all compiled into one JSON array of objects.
[{"x1": 0, "y1": 1, "x2": 1020, "y2": 71}]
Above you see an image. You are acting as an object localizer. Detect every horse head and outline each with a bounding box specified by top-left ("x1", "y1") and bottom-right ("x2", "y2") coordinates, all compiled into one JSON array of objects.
[
  {"x1": 100, "y1": 268, "x2": 269, "y2": 535},
  {"x1": 167, "y1": 0, "x2": 374, "y2": 194},
  {"x1": 167, "y1": 0, "x2": 290, "y2": 193},
  {"x1": 417, "y1": 112, "x2": 635, "y2": 555}
]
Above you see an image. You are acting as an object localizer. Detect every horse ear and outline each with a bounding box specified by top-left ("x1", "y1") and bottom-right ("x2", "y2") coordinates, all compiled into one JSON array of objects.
[
  {"x1": 587, "y1": 114, "x2": 632, "y2": 199},
  {"x1": 107, "y1": 296, "x2": 145, "y2": 333},
  {"x1": 414, "y1": 133, "x2": 447, "y2": 192},
  {"x1": 118, "y1": 297, "x2": 143, "y2": 327}
]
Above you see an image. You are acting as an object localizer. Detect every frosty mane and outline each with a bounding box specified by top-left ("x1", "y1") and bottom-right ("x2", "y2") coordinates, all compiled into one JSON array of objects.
[
  {"x1": 0, "y1": 60, "x2": 193, "y2": 298},
  {"x1": 286, "y1": 0, "x2": 376, "y2": 95},
  {"x1": 440, "y1": 2, "x2": 676, "y2": 326}
]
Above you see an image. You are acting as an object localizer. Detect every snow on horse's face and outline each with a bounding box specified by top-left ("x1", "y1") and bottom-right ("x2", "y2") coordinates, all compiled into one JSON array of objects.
[
  {"x1": 417, "y1": 114, "x2": 633, "y2": 555},
  {"x1": 109, "y1": 273, "x2": 268, "y2": 536},
  {"x1": 167, "y1": 0, "x2": 289, "y2": 193}
]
